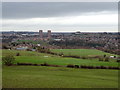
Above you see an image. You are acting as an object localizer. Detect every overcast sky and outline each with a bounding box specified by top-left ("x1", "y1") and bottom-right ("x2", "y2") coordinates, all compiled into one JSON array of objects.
[{"x1": 2, "y1": 2, "x2": 118, "y2": 32}]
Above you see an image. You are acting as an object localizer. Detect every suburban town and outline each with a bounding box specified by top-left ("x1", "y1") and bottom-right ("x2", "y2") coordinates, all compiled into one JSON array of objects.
[{"x1": 1, "y1": 30, "x2": 120, "y2": 55}]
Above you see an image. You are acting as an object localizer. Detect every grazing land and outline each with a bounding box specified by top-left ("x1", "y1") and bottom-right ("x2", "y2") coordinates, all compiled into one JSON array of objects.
[
  {"x1": 2, "y1": 49, "x2": 119, "y2": 67},
  {"x1": 2, "y1": 66, "x2": 118, "y2": 88},
  {"x1": 2, "y1": 49, "x2": 119, "y2": 88},
  {"x1": 51, "y1": 49, "x2": 117, "y2": 57}
]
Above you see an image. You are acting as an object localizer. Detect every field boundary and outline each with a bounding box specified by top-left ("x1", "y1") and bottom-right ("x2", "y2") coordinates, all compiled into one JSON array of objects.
[{"x1": 7, "y1": 63, "x2": 120, "y2": 70}]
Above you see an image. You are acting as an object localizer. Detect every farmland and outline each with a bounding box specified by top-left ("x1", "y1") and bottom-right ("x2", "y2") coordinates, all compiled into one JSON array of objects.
[
  {"x1": 2, "y1": 49, "x2": 119, "y2": 88},
  {"x1": 3, "y1": 66, "x2": 118, "y2": 88},
  {"x1": 2, "y1": 49, "x2": 119, "y2": 67},
  {"x1": 51, "y1": 49, "x2": 117, "y2": 57}
]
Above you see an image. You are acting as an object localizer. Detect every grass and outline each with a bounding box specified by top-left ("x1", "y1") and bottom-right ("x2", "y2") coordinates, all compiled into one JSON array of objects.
[
  {"x1": 2, "y1": 66, "x2": 119, "y2": 88},
  {"x1": 51, "y1": 49, "x2": 117, "y2": 57},
  {"x1": 15, "y1": 56, "x2": 118, "y2": 67},
  {"x1": 2, "y1": 49, "x2": 119, "y2": 67},
  {"x1": 2, "y1": 49, "x2": 119, "y2": 88},
  {"x1": 2, "y1": 49, "x2": 46, "y2": 56}
]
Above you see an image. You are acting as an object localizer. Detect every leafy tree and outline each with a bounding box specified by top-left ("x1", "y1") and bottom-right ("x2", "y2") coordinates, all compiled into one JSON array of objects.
[
  {"x1": 37, "y1": 46, "x2": 50, "y2": 53},
  {"x1": 2, "y1": 55, "x2": 15, "y2": 66},
  {"x1": 103, "y1": 54, "x2": 106, "y2": 57}
]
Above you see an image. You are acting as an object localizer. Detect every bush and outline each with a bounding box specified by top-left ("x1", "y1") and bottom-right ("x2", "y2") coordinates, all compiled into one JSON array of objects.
[
  {"x1": 99, "y1": 57, "x2": 104, "y2": 61},
  {"x1": 41, "y1": 62, "x2": 49, "y2": 66},
  {"x1": 95, "y1": 66, "x2": 101, "y2": 69},
  {"x1": 103, "y1": 54, "x2": 106, "y2": 57},
  {"x1": 87, "y1": 66, "x2": 94, "y2": 69},
  {"x1": 80, "y1": 65, "x2": 87, "y2": 68},
  {"x1": 116, "y1": 58, "x2": 120, "y2": 62},
  {"x1": 105, "y1": 57, "x2": 109, "y2": 62},
  {"x1": 59, "y1": 52, "x2": 64, "y2": 56},
  {"x1": 100, "y1": 66, "x2": 107, "y2": 69},
  {"x1": 117, "y1": 60, "x2": 120, "y2": 62},
  {"x1": 2, "y1": 55, "x2": 15, "y2": 66},
  {"x1": 81, "y1": 56, "x2": 87, "y2": 59},
  {"x1": 16, "y1": 52, "x2": 20, "y2": 56},
  {"x1": 74, "y1": 65, "x2": 79, "y2": 68},
  {"x1": 108, "y1": 66, "x2": 113, "y2": 69},
  {"x1": 26, "y1": 49, "x2": 32, "y2": 51},
  {"x1": 37, "y1": 46, "x2": 50, "y2": 53},
  {"x1": 108, "y1": 66, "x2": 119, "y2": 70},
  {"x1": 67, "y1": 64, "x2": 75, "y2": 68}
]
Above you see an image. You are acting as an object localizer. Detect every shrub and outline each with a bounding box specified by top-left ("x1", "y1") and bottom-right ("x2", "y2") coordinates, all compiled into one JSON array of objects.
[
  {"x1": 80, "y1": 65, "x2": 87, "y2": 68},
  {"x1": 37, "y1": 46, "x2": 51, "y2": 54},
  {"x1": 116, "y1": 58, "x2": 120, "y2": 62},
  {"x1": 112, "y1": 67, "x2": 119, "y2": 70},
  {"x1": 72, "y1": 56, "x2": 80, "y2": 58},
  {"x1": 26, "y1": 49, "x2": 32, "y2": 51},
  {"x1": 87, "y1": 66, "x2": 94, "y2": 69},
  {"x1": 95, "y1": 66, "x2": 101, "y2": 69},
  {"x1": 80, "y1": 65, "x2": 94, "y2": 69},
  {"x1": 33, "y1": 64, "x2": 38, "y2": 66},
  {"x1": 16, "y1": 52, "x2": 20, "y2": 56},
  {"x1": 99, "y1": 57, "x2": 104, "y2": 61},
  {"x1": 2, "y1": 55, "x2": 15, "y2": 66},
  {"x1": 117, "y1": 60, "x2": 120, "y2": 62},
  {"x1": 81, "y1": 56, "x2": 87, "y2": 59},
  {"x1": 108, "y1": 66, "x2": 113, "y2": 69},
  {"x1": 17, "y1": 63, "x2": 32, "y2": 65},
  {"x1": 67, "y1": 64, "x2": 75, "y2": 68},
  {"x1": 103, "y1": 54, "x2": 106, "y2": 57},
  {"x1": 105, "y1": 57, "x2": 109, "y2": 62},
  {"x1": 100, "y1": 66, "x2": 107, "y2": 69},
  {"x1": 59, "y1": 52, "x2": 64, "y2": 56},
  {"x1": 41, "y1": 62, "x2": 49, "y2": 66},
  {"x1": 74, "y1": 65, "x2": 79, "y2": 68},
  {"x1": 108, "y1": 66, "x2": 119, "y2": 70}
]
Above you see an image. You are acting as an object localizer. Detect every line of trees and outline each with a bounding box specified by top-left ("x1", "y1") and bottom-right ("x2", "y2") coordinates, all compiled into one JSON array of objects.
[{"x1": 49, "y1": 39, "x2": 104, "y2": 48}]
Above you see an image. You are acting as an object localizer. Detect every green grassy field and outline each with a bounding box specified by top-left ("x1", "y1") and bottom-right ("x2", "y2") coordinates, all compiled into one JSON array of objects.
[
  {"x1": 2, "y1": 66, "x2": 118, "y2": 88},
  {"x1": 51, "y1": 49, "x2": 116, "y2": 57},
  {"x1": 2, "y1": 49, "x2": 46, "y2": 56},
  {"x1": 2, "y1": 49, "x2": 119, "y2": 88},
  {"x1": 2, "y1": 49, "x2": 119, "y2": 67}
]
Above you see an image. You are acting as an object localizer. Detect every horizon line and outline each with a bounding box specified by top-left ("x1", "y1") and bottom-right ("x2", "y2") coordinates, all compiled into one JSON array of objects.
[{"x1": 1, "y1": 31, "x2": 119, "y2": 33}]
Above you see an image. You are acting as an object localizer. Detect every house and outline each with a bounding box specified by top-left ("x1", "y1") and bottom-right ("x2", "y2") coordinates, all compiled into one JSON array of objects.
[{"x1": 16, "y1": 46, "x2": 28, "y2": 50}]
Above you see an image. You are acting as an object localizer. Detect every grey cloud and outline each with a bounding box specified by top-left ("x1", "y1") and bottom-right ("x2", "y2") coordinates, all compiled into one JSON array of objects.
[{"x1": 2, "y1": 2, "x2": 118, "y2": 19}]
